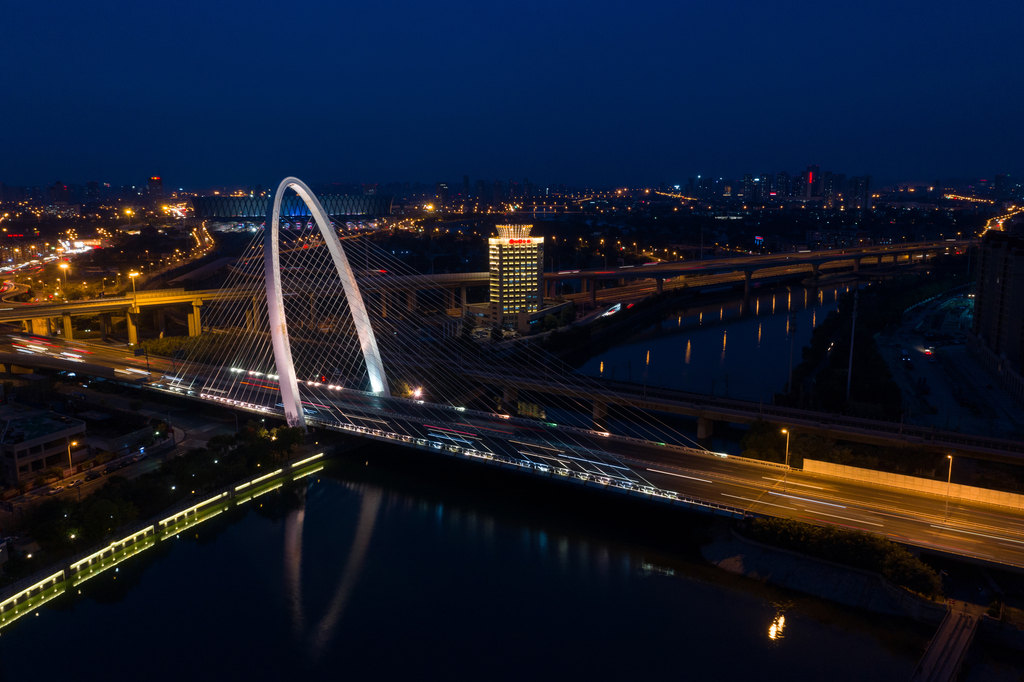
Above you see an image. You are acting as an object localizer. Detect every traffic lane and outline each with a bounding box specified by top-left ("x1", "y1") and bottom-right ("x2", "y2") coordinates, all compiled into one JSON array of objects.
[
  {"x1": 635, "y1": 464, "x2": 1024, "y2": 566},
  {"x1": 169, "y1": 381, "x2": 1024, "y2": 564},
  {"x1": 314, "y1": 391, "x2": 1024, "y2": 545},
  {"x1": 594, "y1": 439, "x2": 1024, "y2": 539},
  {"x1": 158, "y1": 377, "x2": 1024, "y2": 551},
  {"x1": 32, "y1": 348, "x2": 1024, "y2": 559}
]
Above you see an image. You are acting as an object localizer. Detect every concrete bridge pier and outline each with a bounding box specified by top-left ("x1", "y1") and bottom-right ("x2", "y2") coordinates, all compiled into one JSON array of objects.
[
  {"x1": 446, "y1": 289, "x2": 455, "y2": 310},
  {"x1": 100, "y1": 313, "x2": 110, "y2": 342},
  {"x1": 380, "y1": 291, "x2": 388, "y2": 318},
  {"x1": 62, "y1": 313, "x2": 74, "y2": 341},
  {"x1": 31, "y1": 317, "x2": 51, "y2": 337},
  {"x1": 460, "y1": 285, "x2": 468, "y2": 307},
  {"x1": 406, "y1": 291, "x2": 416, "y2": 312},
  {"x1": 697, "y1": 415, "x2": 714, "y2": 440},
  {"x1": 853, "y1": 257, "x2": 861, "y2": 273},
  {"x1": 127, "y1": 308, "x2": 139, "y2": 346},
  {"x1": 592, "y1": 400, "x2": 608, "y2": 430},
  {"x1": 187, "y1": 300, "x2": 203, "y2": 338},
  {"x1": 811, "y1": 262, "x2": 820, "y2": 279},
  {"x1": 743, "y1": 270, "x2": 753, "y2": 297},
  {"x1": 656, "y1": 277, "x2": 664, "y2": 294},
  {"x1": 589, "y1": 279, "x2": 597, "y2": 306},
  {"x1": 155, "y1": 309, "x2": 166, "y2": 338}
]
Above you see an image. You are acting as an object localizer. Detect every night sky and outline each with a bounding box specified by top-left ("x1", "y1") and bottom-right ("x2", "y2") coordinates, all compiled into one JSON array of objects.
[{"x1": 3, "y1": 0, "x2": 1022, "y2": 188}]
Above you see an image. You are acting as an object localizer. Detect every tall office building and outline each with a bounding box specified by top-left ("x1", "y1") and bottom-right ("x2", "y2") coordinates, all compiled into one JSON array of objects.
[
  {"x1": 971, "y1": 229, "x2": 1024, "y2": 404},
  {"x1": 148, "y1": 176, "x2": 163, "y2": 198},
  {"x1": 851, "y1": 176, "x2": 871, "y2": 210},
  {"x1": 435, "y1": 182, "x2": 449, "y2": 207},
  {"x1": 489, "y1": 224, "x2": 544, "y2": 328},
  {"x1": 775, "y1": 171, "x2": 790, "y2": 198},
  {"x1": 742, "y1": 174, "x2": 754, "y2": 201},
  {"x1": 804, "y1": 165, "x2": 820, "y2": 198}
]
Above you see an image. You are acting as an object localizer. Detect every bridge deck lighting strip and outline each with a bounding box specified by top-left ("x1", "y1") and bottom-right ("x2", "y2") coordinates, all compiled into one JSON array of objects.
[
  {"x1": 0, "y1": 571, "x2": 65, "y2": 612},
  {"x1": 0, "y1": 585, "x2": 67, "y2": 626},
  {"x1": 290, "y1": 453, "x2": 323, "y2": 468},
  {"x1": 235, "y1": 469, "x2": 283, "y2": 491},
  {"x1": 159, "y1": 492, "x2": 228, "y2": 526},
  {"x1": 70, "y1": 526, "x2": 155, "y2": 570},
  {"x1": 293, "y1": 465, "x2": 324, "y2": 480},
  {"x1": 251, "y1": 483, "x2": 282, "y2": 499}
]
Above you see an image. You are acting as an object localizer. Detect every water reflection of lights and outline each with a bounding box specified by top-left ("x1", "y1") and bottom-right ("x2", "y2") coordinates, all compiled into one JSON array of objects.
[{"x1": 768, "y1": 613, "x2": 786, "y2": 640}]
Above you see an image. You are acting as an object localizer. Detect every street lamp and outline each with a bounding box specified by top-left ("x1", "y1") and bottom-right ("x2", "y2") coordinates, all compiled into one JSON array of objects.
[
  {"x1": 67, "y1": 440, "x2": 78, "y2": 472},
  {"x1": 944, "y1": 454, "x2": 954, "y2": 521},
  {"x1": 781, "y1": 429, "x2": 791, "y2": 490},
  {"x1": 59, "y1": 261, "x2": 69, "y2": 287}
]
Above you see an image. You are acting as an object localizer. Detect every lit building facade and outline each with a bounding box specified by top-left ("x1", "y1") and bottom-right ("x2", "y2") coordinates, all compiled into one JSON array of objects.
[
  {"x1": 970, "y1": 229, "x2": 1024, "y2": 405},
  {"x1": 489, "y1": 225, "x2": 544, "y2": 328}
]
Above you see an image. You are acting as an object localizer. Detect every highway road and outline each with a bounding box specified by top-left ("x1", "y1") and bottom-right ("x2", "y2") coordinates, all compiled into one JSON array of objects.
[{"x1": 3, "y1": 332, "x2": 1024, "y2": 568}]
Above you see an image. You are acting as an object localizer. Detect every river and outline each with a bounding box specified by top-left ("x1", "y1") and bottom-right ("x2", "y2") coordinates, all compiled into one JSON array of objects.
[
  {"x1": 575, "y1": 280, "x2": 858, "y2": 404},
  {"x1": 0, "y1": 444, "x2": 928, "y2": 680}
]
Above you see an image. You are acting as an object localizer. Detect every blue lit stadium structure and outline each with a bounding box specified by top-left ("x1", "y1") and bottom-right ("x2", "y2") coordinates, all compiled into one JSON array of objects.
[{"x1": 190, "y1": 193, "x2": 392, "y2": 219}]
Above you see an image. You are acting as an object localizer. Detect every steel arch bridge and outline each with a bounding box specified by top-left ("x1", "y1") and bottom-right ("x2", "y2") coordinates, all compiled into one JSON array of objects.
[{"x1": 264, "y1": 177, "x2": 391, "y2": 429}]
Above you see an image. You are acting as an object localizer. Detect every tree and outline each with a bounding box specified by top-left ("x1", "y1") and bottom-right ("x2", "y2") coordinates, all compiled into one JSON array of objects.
[{"x1": 559, "y1": 305, "x2": 576, "y2": 325}]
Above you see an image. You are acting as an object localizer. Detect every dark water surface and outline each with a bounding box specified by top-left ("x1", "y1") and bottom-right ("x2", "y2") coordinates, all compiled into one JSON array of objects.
[
  {"x1": 0, "y1": 446, "x2": 928, "y2": 680},
  {"x1": 576, "y1": 282, "x2": 858, "y2": 403}
]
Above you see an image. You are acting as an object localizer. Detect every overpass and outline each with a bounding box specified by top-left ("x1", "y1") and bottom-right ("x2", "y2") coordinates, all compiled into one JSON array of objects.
[
  {"x1": 545, "y1": 240, "x2": 967, "y2": 305},
  {"x1": 0, "y1": 271, "x2": 492, "y2": 344}
]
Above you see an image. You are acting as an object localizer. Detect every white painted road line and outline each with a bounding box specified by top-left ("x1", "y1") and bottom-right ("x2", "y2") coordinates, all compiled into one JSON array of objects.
[
  {"x1": 930, "y1": 525, "x2": 1024, "y2": 545},
  {"x1": 762, "y1": 477, "x2": 823, "y2": 489},
  {"x1": 769, "y1": 491, "x2": 846, "y2": 508},
  {"x1": 721, "y1": 493, "x2": 796, "y2": 510},
  {"x1": 647, "y1": 468, "x2": 712, "y2": 483},
  {"x1": 804, "y1": 510, "x2": 883, "y2": 527}
]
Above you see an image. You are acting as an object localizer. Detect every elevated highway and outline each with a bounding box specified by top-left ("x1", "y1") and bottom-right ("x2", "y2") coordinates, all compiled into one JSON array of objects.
[{"x1": 547, "y1": 240, "x2": 968, "y2": 304}]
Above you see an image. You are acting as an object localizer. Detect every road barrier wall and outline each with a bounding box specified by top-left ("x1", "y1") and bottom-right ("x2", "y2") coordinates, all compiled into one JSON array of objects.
[{"x1": 804, "y1": 459, "x2": 1024, "y2": 511}]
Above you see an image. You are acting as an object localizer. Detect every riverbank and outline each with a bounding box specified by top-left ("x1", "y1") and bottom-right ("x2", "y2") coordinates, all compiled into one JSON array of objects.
[
  {"x1": 0, "y1": 440, "x2": 340, "y2": 629},
  {"x1": 701, "y1": 522, "x2": 947, "y2": 624}
]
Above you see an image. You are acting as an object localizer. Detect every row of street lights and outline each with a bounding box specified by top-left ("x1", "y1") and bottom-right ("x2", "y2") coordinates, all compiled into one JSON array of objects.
[{"x1": 780, "y1": 428, "x2": 957, "y2": 522}]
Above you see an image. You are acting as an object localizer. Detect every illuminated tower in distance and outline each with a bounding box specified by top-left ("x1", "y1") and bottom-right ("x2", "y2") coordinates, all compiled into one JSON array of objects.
[{"x1": 488, "y1": 224, "x2": 544, "y2": 330}]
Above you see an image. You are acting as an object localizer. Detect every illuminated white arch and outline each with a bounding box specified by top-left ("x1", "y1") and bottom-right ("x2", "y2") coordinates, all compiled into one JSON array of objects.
[{"x1": 265, "y1": 177, "x2": 390, "y2": 428}]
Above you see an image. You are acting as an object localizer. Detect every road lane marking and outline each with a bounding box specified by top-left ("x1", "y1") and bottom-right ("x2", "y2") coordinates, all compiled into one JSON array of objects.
[
  {"x1": 647, "y1": 468, "x2": 712, "y2": 483},
  {"x1": 721, "y1": 493, "x2": 795, "y2": 510},
  {"x1": 929, "y1": 525, "x2": 1024, "y2": 545},
  {"x1": 762, "y1": 477, "x2": 822, "y2": 489},
  {"x1": 803, "y1": 510, "x2": 883, "y2": 527},
  {"x1": 768, "y1": 492, "x2": 846, "y2": 508}
]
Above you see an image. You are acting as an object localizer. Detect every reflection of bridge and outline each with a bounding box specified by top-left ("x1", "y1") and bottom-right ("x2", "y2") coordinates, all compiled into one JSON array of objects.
[{"x1": 2, "y1": 179, "x2": 1020, "y2": 571}]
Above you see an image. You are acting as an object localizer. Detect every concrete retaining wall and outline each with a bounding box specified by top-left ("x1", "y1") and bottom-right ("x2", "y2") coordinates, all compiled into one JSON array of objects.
[{"x1": 804, "y1": 459, "x2": 1024, "y2": 511}]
